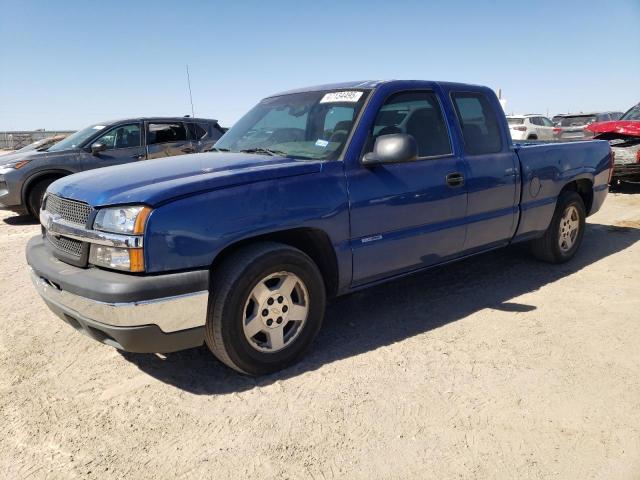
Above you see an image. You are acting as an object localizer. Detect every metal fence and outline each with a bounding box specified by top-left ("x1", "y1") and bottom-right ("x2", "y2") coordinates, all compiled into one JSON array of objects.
[{"x1": 0, "y1": 130, "x2": 75, "y2": 150}]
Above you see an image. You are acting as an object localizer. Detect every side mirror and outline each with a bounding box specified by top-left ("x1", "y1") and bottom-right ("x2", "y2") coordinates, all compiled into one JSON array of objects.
[
  {"x1": 90, "y1": 142, "x2": 107, "y2": 155},
  {"x1": 362, "y1": 133, "x2": 418, "y2": 166}
]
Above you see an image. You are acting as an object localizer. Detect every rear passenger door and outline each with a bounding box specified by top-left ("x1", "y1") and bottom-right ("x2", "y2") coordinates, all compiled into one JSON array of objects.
[
  {"x1": 450, "y1": 91, "x2": 519, "y2": 252},
  {"x1": 145, "y1": 121, "x2": 190, "y2": 159}
]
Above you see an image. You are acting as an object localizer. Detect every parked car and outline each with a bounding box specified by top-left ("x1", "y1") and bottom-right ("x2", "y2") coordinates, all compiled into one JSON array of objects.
[
  {"x1": 0, "y1": 117, "x2": 224, "y2": 217},
  {"x1": 554, "y1": 112, "x2": 622, "y2": 140},
  {"x1": 586, "y1": 103, "x2": 640, "y2": 187},
  {"x1": 12, "y1": 134, "x2": 70, "y2": 154},
  {"x1": 27, "y1": 80, "x2": 612, "y2": 375},
  {"x1": 506, "y1": 114, "x2": 556, "y2": 140}
]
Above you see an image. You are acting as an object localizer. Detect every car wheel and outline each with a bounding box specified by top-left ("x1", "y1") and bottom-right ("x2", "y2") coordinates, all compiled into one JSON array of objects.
[
  {"x1": 530, "y1": 191, "x2": 586, "y2": 263},
  {"x1": 527, "y1": 134, "x2": 538, "y2": 140},
  {"x1": 27, "y1": 178, "x2": 58, "y2": 218},
  {"x1": 204, "y1": 242, "x2": 326, "y2": 375}
]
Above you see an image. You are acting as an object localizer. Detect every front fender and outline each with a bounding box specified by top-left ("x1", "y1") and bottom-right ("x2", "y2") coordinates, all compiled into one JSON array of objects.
[
  {"x1": 143, "y1": 162, "x2": 351, "y2": 277},
  {"x1": 21, "y1": 168, "x2": 75, "y2": 205}
]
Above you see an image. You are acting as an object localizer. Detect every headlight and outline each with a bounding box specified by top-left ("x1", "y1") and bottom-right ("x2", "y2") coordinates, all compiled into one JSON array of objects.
[
  {"x1": 89, "y1": 245, "x2": 145, "y2": 272},
  {"x1": 94, "y1": 205, "x2": 151, "y2": 234},
  {"x1": 90, "y1": 205, "x2": 151, "y2": 272}
]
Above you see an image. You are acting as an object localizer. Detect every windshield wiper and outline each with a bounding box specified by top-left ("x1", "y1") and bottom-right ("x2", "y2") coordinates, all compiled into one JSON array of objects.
[
  {"x1": 205, "y1": 147, "x2": 231, "y2": 152},
  {"x1": 239, "y1": 148, "x2": 288, "y2": 157}
]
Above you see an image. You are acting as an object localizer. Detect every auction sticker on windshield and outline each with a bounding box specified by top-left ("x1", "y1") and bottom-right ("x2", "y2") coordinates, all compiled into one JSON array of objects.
[{"x1": 320, "y1": 91, "x2": 363, "y2": 103}]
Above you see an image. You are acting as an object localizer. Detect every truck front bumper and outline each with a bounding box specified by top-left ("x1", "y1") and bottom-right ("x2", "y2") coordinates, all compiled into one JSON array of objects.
[{"x1": 26, "y1": 236, "x2": 209, "y2": 353}]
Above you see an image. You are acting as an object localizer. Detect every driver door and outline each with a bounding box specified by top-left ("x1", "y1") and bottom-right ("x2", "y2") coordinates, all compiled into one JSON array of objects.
[
  {"x1": 346, "y1": 90, "x2": 468, "y2": 285},
  {"x1": 85, "y1": 122, "x2": 145, "y2": 169}
]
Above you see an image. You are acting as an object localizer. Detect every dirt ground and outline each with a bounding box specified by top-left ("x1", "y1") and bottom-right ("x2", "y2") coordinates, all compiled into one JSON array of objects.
[{"x1": 1, "y1": 189, "x2": 639, "y2": 480}]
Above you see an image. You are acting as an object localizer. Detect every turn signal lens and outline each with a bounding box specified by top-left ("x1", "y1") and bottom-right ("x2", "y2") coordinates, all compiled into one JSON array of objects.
[
  {"x1": 14, "y1": 160, "x2": 31, "y2": 169},
  {"x1": 133, "y1": 206, "x2": 152, "y2": 234}
]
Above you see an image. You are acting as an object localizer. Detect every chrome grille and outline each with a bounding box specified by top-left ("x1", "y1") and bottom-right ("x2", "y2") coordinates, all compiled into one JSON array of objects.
[
  {"x1": 45, "y1": 194, "x2": 91, "y2": 225},
  {"x1": 46, "y1": 232, "x2": 83, "y2": 257}
]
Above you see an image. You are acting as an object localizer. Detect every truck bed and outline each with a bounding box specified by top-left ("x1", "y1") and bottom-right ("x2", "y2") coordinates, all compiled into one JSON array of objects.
[{"x1": 513, "y1": 140, "x2": 612, "y2": 241}]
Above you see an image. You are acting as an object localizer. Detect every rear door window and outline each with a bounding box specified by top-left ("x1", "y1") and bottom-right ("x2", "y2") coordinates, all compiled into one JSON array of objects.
[
  {"x1": 452, "y1": 92, "x2": 502, "y2": 155},
  {"x1": 147, "y1": 123, "x2": 187, "y2": 145}
]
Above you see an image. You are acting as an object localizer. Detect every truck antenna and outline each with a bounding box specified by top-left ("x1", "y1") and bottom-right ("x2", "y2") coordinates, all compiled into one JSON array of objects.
[{"x1": 186, "y1": 64, "x2": 195, "y2": 118}]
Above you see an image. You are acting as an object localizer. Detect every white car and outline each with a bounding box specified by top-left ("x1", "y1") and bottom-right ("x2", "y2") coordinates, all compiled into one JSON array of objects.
[{"x1": 507, "y1": 114, "x2": 557, "y2": 141}]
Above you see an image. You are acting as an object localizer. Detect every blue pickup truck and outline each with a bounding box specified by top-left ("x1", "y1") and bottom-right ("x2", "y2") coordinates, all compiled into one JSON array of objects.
[{"x1": 26, "y1": 80, "x2": 612, "y2": 375}]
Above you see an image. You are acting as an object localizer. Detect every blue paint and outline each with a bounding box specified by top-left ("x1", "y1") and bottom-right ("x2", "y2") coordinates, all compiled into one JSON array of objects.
[{"x1": 47, "y1": 80, "x2": 611, "y2": 292}]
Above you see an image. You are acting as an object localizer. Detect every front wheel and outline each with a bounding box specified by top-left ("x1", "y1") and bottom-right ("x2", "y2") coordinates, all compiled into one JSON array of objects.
[
  {"x1": 204, "y1": 242, "x2": 326, "y2": 375},
  {"x1": 530, "y1": 191, "x2": 586, "y2": 263}
]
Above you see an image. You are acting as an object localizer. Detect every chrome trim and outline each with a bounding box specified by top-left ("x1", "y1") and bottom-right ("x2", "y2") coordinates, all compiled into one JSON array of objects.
[
  {"x1": 31, "y1": 270, "x2": 208, "y2": 333},
  {"x1": 40, "y1": 209, "x2": 143, "y2": 248}
]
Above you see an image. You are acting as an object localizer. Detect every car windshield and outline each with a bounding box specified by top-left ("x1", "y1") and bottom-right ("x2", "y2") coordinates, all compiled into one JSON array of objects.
[
  {"x1": 214, "y1": 89, "x2": 369, "y2": 160},
  {"x1": 621, "y1": 104, "x2": 640, "y2": 121},
  {"x1": 16, "y1": 138, "x2": 53, "y2": 153},
  {"x1": 559, "y1": 115, "x2": 597, "y2": 127},
  {"x1": 507, "y1": 117, "x2": 525, "y2": 125},
  {"x1": 48, "y1": 124, "x2": 105, "y2": 151}
]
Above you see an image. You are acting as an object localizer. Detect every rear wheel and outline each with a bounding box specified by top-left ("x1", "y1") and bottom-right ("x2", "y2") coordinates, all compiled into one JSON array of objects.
[
  {"x1": 204, "y1": 242, "x2": 326, "y2": 375},
  {"x1": 530, "y1": 191, "x2": 586, "y2": 263},
  {"x1": 27, "y1": 178, "x2": 58, "y2": 218}
]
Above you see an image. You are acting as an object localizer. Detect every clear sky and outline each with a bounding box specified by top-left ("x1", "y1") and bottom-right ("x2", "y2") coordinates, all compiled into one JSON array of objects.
[{"x1": 1, "y1": 0, "x2": 638, "y2": 131}]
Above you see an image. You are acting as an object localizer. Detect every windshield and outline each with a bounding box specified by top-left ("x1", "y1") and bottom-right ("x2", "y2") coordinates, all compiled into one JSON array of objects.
[
  {"x1": 507, "y1": 117, "x2": 524, "y2": 125},
  {"x1": 48, "y1": 124, "x2": 105, "y2": 151},
  {"x1": 214, "y1": 89, "x2": 369, "y2": 160},
  {"x1": 16, "y1": 138, "x2": 53, "y2": 153},
  {"x1": 621, "y1": 104, "x2": 640, "y2": 121},
  {"x1": 559, "y1": 115, "x2": 597, "y2": 127}
]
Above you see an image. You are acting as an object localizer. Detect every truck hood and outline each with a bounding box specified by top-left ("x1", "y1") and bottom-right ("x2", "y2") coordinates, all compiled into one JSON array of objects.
[
  {"x1": 49, "y1": 152, "x2": 323, "y2": 207},
  {"x1": 586, "y1": 120, "x2": 640, "y2": 139}
]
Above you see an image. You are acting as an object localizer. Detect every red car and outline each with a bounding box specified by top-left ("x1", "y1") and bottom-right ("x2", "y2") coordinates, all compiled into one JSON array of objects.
[{"x1": 586, "y1": 104, "x2": 640, "y2": 188}]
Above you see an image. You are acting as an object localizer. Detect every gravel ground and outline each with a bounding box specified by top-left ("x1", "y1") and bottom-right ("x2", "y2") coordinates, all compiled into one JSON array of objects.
[{"x1": 1, "y1": 189, "x2": 639, "y2": 479}]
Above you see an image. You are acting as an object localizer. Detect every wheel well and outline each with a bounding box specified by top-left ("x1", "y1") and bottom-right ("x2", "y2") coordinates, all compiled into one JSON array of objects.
[
  {"x1": 22, "y1": 172, "x2": 68, "y2": 205},
  {"x1": 210, "y1": 228, "x2": 339, "y2": 297},
  {"x1": 527, "y1": 134, "x2": 538, "y2": 140},
  {"x1": 560, "y1": 179, "x2": 594, "y2": 214}
]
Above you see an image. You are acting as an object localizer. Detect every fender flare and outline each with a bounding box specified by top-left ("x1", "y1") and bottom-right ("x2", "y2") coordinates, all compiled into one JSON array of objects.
[{"x1": 21, "y1": 169, "x2": 74, "y2": 206}]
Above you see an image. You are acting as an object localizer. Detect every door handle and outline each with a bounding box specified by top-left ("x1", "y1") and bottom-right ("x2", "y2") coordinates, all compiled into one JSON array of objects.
[
  {"x1": 446, "y1": 172, "x2": 465, "y2": 187},
  {"x1": 131, "y1": 153, "x2": 145, "y2": 160}
]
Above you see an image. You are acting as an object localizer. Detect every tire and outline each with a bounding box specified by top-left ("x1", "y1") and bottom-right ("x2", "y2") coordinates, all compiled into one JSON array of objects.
[
  {"x1": 204, "y1": 242, "x2": 326, "y2": 375},
  {"x1": 530, "y1": 191, "x2": 586, "y2": 263},
  {"x1": 27, "y1": 178, "x2": 57, "y2": 218},
  {"x1": 527, "y1": 135, "x2": 538, "y2": 140}
]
